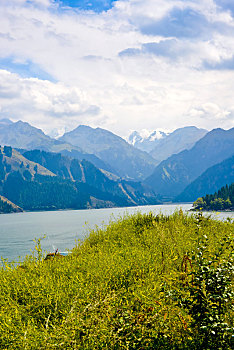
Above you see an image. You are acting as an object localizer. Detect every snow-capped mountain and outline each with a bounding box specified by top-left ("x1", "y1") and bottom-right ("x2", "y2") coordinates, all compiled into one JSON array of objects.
[
  {"x1": 129, "y1": 126, "x2": 208, "y2": 165},
  {"x1": 128, "y1": 129, "x2": 169, "y2": 152}
]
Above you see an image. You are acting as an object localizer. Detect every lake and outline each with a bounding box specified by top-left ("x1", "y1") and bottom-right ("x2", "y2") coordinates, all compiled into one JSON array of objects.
[{"x1": 0, "y1": 203, "x2": 233, "y2": 262}]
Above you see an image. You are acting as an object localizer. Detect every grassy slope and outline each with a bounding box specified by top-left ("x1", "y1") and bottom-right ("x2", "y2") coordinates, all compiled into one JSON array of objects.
[
  {"x1": 2, "y1": 148, "x2": 55, "y2": 177},
  {"x1": 0, "y1": 212, "x2": 233, "y2": 349}
]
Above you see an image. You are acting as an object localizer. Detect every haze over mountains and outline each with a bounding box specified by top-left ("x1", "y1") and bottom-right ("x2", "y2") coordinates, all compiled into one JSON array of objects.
[{"x1": 0, "y1": 118, "x2": 233, "y2": 211}]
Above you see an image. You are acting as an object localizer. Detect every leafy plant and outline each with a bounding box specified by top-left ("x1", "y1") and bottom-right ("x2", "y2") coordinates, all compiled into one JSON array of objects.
[{"x1": 180, "y1": 212, "x2": 234, "y2": 349}]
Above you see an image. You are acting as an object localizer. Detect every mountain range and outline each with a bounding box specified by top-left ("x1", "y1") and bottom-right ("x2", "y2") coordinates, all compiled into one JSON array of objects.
[
  {"x1": 0, "y1": 120, "x2": 158, "y2": 181},
  {"x1": 176, "y1": 155, "x2": 234, "y2": 202},
  {"x1": 0, "y1": 118, "x2": 233, "y2": 209},
  {"x1": 59, "y1": 125, "x2": 158, "y2": 180},
  {"x1": 129, "y1": 126, "x2": 208, "y2": 164},
  {"x1": 0, "y1": 119, "x2": 115, "y2": 174},
  {"x1": 0, "y1": 146, "x2": 160, "y2": 212},
  {"x1": 145, "y1": 128, "x2": 234, "y2": 200}
]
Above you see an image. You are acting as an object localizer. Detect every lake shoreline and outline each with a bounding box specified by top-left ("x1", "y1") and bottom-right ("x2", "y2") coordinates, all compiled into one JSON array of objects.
[
  {"x1": 0, "y1": 202, "x2": 194, "y2": 215},
  {"x1": 1, "y1": 203, "x2": 233, "y2": 262},
  {"x1": 0, "y1": 204, "x2": 193, "y2": 262},
  {"x1": 190, "y1": 208, "x2": 234, "y2": 213}
]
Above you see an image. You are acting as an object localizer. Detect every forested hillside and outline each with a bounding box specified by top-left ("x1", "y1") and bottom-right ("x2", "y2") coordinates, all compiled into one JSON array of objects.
[
  {"x1": 0, "y1": 195, "x2": 23, "y2": 213},
  {"x1": 0, "y1": 147, "x2": 160, "y2": 212}
]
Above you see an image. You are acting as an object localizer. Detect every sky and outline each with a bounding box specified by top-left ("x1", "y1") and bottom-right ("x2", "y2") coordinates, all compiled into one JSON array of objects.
[{"x1": 0, "y1": 0, "x2": 234, "y2": 138}]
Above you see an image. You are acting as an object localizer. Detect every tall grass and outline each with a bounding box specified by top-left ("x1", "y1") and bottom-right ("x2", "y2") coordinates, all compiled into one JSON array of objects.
[{"x1": 0, "y1": 211, "x2": 233, "y2": 349}]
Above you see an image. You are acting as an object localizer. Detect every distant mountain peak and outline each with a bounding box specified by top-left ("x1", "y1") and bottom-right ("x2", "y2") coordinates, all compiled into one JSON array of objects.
[
  {"x1": 0, "y1": 118, "x2": 13, "y2": 126},
  {"x1": 12, "y1": 120, "x2": 49, "y2": 136},
  {"x1": 15, "y1": 120, "x2": 37, "y2": 128},
  {"x1": 128, "y1": 129, "x2": 169, "y2": 152},
  {"x1": 59, "y1": 124, "x2": 157, "y2": 180},
  {"x1": 128, "y1": 126, "x2": 208, "y2": 163},
  {"x1": 63, "y1": 124, "x2": 125, "y2": 142},
  {"x1": 77, "y1": 124, "x2": 91, "y2": 129},
  {"x1": 209, "y1": 127, "x2": 229, "y2": 134},
  {"x1": 63, "y1": 124, "x2": 93, "y2": 136}
]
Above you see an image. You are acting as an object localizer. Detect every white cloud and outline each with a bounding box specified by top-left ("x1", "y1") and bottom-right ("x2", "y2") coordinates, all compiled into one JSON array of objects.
[
  {"x1": 188, "y1": 103, "x2": 231, "y2": 120},
  {"x1": 0, "y1": 0, "x2": 234, "y2": 137},
  {"x1": 0, "y1": 70, "x2": 100, "y2": 134}
]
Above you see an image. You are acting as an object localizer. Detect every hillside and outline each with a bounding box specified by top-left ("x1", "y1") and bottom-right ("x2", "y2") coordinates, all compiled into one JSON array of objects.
[
  {"x1": 0, "y1": 212, "x2": 233, "y2": 349},
  {"x1": 0, "y1": 195, "x2": 23, "y2": 213},
  {"x1": 193, "y1": 183, "x2": 234, "y2": 211},
  {"x1": 176, "y1": 155, "x2": 234, "y2": 202},
  {"x1": 59, "y1": 125, "x2": 157, "y2": 180},
  {"x1": 145, "y1": 128, "x2": 234, "y2": 199},
  {"x1": 0, "y1": 146, "x2": 55, "y2": 181},
  {"x1": 22, "y1": 150, "x2": 158, "y2": 205},
  {"x1": 0, "y1": 148, "x2": 160, "y2": 211}
]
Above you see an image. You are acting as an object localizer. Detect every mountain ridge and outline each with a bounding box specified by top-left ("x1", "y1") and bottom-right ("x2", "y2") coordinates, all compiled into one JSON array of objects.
[
  {"x1": 0, "y1": 119, "x2": 115, "y2": 174},
  {"x1": 176, "y1": 155, "x2": 234, "y2": 202},
  {"x1": 128, "y1": 126, "x2": 208, "y2": 164},
  {"x1": 144, "y1": 127, "x2": 234, "y2": 199},
  {"x1": 59, "y1": 124, "x2": 158, "y2": 180},
  {"x1": 149, "y1": 126, "x2": 208, "y2": 164},
  {"x1": 0, "y1": 147, "x2": 160, "y2": 211}
]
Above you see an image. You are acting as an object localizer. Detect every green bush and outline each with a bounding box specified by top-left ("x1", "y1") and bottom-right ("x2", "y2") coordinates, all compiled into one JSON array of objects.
[{"x1": 177, "y1": 212, "x2": 234, "y2": 349}]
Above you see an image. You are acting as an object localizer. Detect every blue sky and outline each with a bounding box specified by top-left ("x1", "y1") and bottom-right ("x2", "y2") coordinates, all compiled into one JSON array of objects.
[
  {"x1": 0, "y1": 0, "x2": 234, "y2": 137},
  {"x1": 54, "y1": 0, "x2": 116, "y2": 12},
  {"x1": 214, "y1": 0, "x2": 234, "y2": 15},
  {"x1": 0, "y1": 57, "x2": 55, "y2": 81}
]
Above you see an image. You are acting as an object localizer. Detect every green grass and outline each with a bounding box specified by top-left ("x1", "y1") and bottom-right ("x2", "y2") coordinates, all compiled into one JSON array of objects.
[{"x1": 0, "y1": 211, "x2": 233, "y2": 349}]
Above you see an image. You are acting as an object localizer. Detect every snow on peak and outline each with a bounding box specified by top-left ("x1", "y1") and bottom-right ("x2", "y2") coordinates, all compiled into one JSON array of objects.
[
  {"x1": 128, "y1": 128, "x2": 170, "y2": 152},
  {"x1": 128, "y1": 129, "x2": 169, "y2": 144}
]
